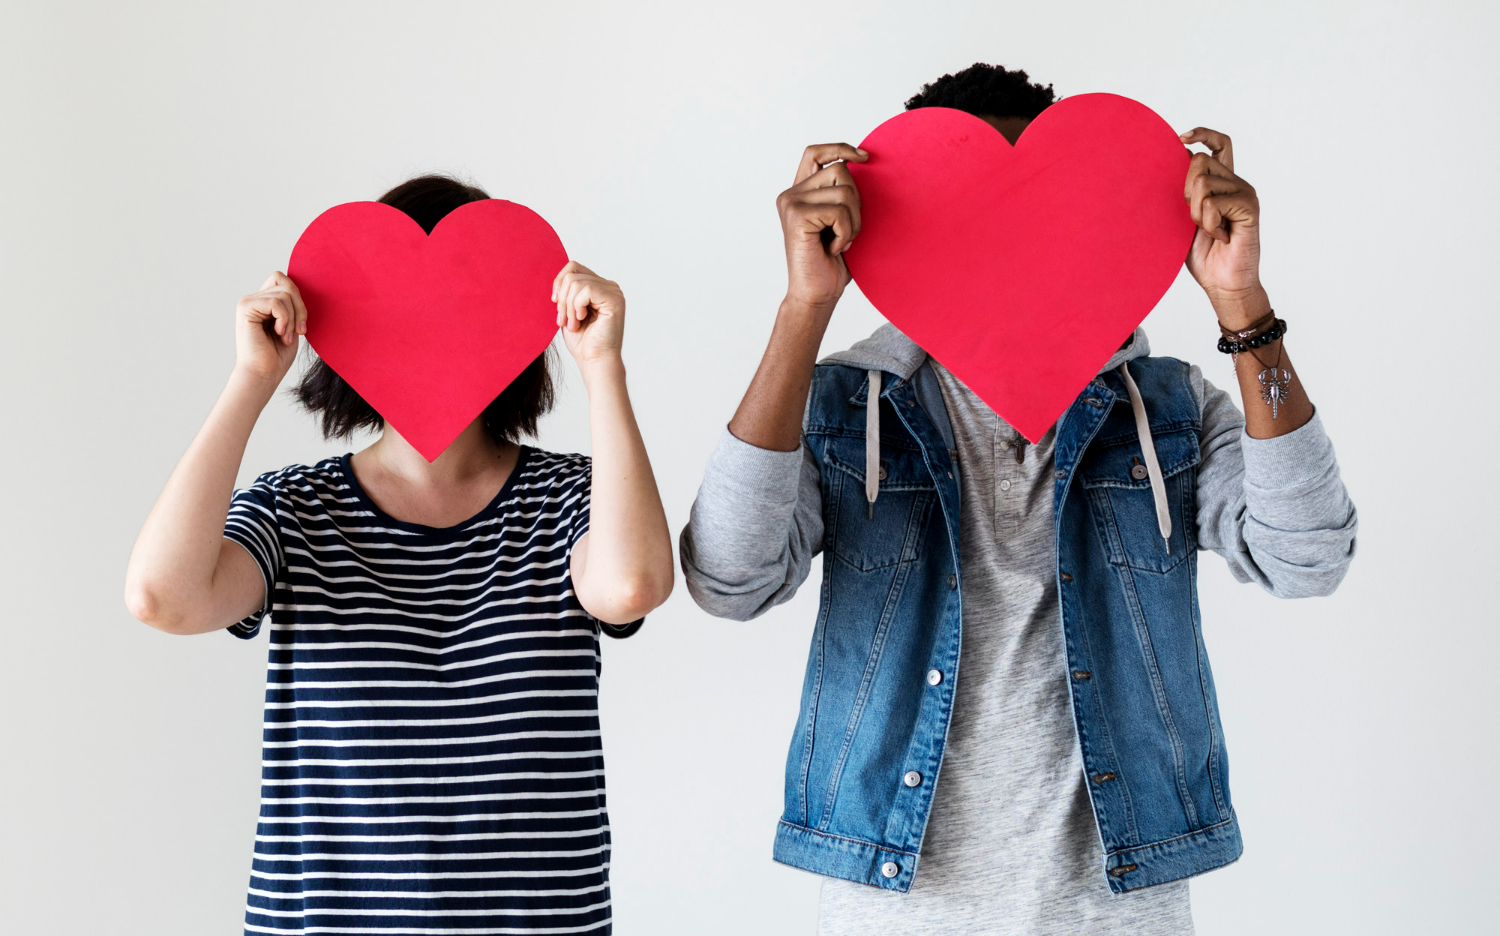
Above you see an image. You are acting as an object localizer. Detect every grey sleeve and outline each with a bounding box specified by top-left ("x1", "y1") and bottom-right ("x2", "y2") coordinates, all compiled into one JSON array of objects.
[
  {"x1": 1192, "y1": 367, "x2": 1358, "y2": 598},
  {"x1": 679, "y1": 428, "x2": 825, "y2": 621}
]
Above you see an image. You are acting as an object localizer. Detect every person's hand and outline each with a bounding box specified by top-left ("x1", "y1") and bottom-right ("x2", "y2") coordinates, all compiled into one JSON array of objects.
[
  {"x1": 235, "y1": 271, "x2": 306, "y2": 384},
  {"x1": 776, "y1": 143, "x2": 868, "y2": 316},
  {"x1": 1180, "y1": 128, "x2": 1271, "y2": 330},
  {"x1": 553, "y1": 261, "x2": 625, "y2": 368}
]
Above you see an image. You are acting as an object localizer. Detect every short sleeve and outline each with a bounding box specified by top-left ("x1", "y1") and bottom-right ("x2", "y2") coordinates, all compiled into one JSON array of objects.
[
  {"x1": 223, "y1": 473, "x2": 284, "y2": 640},
  {"x1": 567, "y1": 460, "x2": 593, "y2": 551},
  {"x1": 564, "y1": 455, "x2": 641, "y2": 639}
]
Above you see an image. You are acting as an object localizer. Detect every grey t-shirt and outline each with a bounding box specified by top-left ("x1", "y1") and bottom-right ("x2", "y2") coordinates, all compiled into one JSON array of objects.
[{"x1": 817, "y1": 360, "x2": 1193, "y2": 934}]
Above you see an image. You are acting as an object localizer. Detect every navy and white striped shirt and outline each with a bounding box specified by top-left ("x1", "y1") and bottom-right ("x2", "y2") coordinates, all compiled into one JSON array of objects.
[{"x1": 224, "y1": 447, "x2": 632, "y2": 935}]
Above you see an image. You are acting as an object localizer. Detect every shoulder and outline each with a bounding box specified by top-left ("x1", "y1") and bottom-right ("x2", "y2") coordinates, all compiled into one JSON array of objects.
[
  {"x1": 517, "y1": 447, "x2": 592, "y2": 492},
  {"x1": 233, "y1": 457, "x2": 355, "y2": 516}
]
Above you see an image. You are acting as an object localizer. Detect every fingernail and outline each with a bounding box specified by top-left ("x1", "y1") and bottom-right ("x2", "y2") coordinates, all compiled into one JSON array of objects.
[{"x1": 856, "y1": 148, "x2": 868, "y2": 157}]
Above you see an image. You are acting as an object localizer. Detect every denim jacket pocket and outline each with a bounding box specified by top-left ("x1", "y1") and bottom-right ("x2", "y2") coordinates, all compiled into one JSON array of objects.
[
  {"x1": 820, "y1": 435, "x2": 936, "y2": 572},
  {"x1": 1078, "y1": 427, "x2": 1200, "y2": 573}
]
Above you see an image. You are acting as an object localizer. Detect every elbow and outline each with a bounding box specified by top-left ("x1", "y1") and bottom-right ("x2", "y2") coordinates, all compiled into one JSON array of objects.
[
  {"x1": 596, "y1": 570, "x2": 675, "y2": 626},
  {"x1": 123, "y1": 578, "x2": 195, "y2": 635},
  {"x1": 1262, "y1": 553, "x2": 1355, "y2": 600}
]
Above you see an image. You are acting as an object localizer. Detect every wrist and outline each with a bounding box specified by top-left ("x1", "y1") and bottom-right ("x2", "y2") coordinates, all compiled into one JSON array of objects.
[
  {"x1": 1207, "y1": 285, "x2": 1272, "y2": 332},
  {"x1": 227, "y1": 365, "x2": 282, "y2": 403},
  {"x1": 779, "y1": 294, "x2": 838, "y2": 325},
  {"x1": 578, "y1": 353, "x2": 627, "y2": 391}
]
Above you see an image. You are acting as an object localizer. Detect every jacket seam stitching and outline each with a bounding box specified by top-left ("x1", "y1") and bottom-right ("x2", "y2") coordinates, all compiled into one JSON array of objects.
[
  {"x1": 1106, "y1": 812, "x2": 1237, "y2": 857},
  {"x1": 777, "y1": 820, "x2": 919, "y2": 858}
]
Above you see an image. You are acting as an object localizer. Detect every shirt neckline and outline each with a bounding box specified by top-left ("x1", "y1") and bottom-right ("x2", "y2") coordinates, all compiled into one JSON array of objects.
[{"x1": 337, "y1": 445, "x2": 531, "y2": 538}]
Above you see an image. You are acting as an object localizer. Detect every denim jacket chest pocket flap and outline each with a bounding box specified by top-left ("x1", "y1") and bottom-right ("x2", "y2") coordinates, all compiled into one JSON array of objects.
[
  {"x1": 818, "y1": 434, "x2": 936, "y2": 572},
  {"x1": 1078, "y1": 426, "x2": 1200, "y2": 573}
]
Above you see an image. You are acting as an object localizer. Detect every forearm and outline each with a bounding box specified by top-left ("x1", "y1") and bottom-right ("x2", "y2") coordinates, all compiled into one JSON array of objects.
[
  {"x1": 575, "y1": 356, "x2": 674, "y2": 623},
  {"x1": 1229, "y1": 323, "x2": 1314, "y2": 439},
  {"x1": 125, "y1": 368, "x2": 274, "y2": 627},
  {"x1": 728, "y1": 298, "x2": 834, "y2": 452}
]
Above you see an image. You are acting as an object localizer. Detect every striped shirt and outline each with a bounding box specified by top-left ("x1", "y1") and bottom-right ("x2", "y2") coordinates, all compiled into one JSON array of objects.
[{"x1": 224, "y1": 446, "x2": 634, "y2": 935}]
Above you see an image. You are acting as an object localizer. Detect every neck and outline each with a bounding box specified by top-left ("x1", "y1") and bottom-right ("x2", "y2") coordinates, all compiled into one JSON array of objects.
[{"x1": 361, "y1": 418, "x2": 516, "y2": 488}]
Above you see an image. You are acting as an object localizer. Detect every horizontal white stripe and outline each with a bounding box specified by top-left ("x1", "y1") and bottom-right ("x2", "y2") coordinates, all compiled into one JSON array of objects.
[
  {"x1": 253, "y1": 844, "x2": 607, "y2": 862},
  {"x1": 269, "y1": 609, "x2": 589, "y2": 642},
  {"x1": 285, "y1": 563, "x2": 569, "y2": 605},
  {"x1": 264, "y1": 748, "x2": 599, "y2": 772},
  {"x1": 256, "y1": 827, "x2": 608, "y2": 844},
  {"x1": 248, "y1": 897, "x2": 610, "y2": 918},
  {"x1": 266, "y1": 648, "x2": 594, "y2": 675},
  {"x1": 261, "y1": 769, "x2": 602, "y2": 790},
  {"x1": 269, "y1": 627, "x2": 588, "y2": 660},
  {"x1": 245, "y1": 920, "x2": 609, "y2": 935},
  {"x1": 264, "y1": 727, "x2": 598, "y2": 751},
  {"x1": 257, "y1": 807, "x2": 605, "y2": 823},
  {"x1": 251, "y1": 862, "x2": 609, "y2": 882},
  {"x1": 263, "y1": 790, "x2": 600, "y2": 806},
  {"x1": 248, "y1": 882, "x2": 607, "y2": 900},
  {"x1": 267, "y1": 672, "x2": 594, "y2": 702},
  {"x1": 266, "y1": 704, "x2": 596, "y2": 731},
  {"x1": 265, "y1": 592, "x2": 582, "y2": 626}
]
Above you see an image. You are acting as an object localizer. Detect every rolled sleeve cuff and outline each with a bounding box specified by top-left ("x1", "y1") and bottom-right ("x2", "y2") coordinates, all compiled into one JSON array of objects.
[
  {"x1": 1239, "y1": 411, "x2": 1337, "y2": 490},
  {"x1": 702, "y1": 427, "x2": 807, "y2": 508}
]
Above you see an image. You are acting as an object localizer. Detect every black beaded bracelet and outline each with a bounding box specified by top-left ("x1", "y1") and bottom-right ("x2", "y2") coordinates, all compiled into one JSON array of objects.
[{"x1": 1217, "y1": 317, "x2": 1287, "y2": 355}]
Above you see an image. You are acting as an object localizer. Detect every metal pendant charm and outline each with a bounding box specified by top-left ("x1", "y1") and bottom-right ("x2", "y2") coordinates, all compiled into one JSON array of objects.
[{"x1": 1258, "y1": 367, "x2": 1292, "y2": 419}]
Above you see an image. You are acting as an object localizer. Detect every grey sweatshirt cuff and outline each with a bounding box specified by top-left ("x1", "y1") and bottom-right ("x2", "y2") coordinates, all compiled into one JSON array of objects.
[
  {"x1": 702, "y1": 427, "x2": 806, "y2": 507},
  {"x1": 1239, "y1": 410, "x2": 1338, "y2": 491}
]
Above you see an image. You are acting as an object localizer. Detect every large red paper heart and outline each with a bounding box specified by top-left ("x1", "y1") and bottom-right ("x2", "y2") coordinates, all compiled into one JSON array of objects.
[
  {"x1": 288, "y1": 199, "x2": 566, "y2": 461},
  {"x1": 846, "y1": 93, "x2": 1195, "y2": 442}
]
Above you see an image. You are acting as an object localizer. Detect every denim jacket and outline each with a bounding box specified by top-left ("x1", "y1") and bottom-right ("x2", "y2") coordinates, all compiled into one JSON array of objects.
[{"x1": 681, "y1": 326, "x2": 1357, "y2": 894}]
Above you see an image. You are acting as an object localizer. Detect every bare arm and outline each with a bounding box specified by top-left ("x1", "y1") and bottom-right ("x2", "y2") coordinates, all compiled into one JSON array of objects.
[
  {"x1": 1181, "y1": 127, "x2": 1314, "y2": 438},
  {"x1": 728, "y1": 143, "x2": 868, "y2": 451},
  {"x1": 553, "y1": 262, "x2": 675, "y2": 625},
  {"x1": 124, "y1": 273, "x2": 307, "y2": 634}
]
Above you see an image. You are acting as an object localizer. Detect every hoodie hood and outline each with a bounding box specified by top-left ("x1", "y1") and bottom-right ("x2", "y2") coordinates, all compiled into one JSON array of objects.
[
  {"x1": 822, "y1": 322, "x2": 1172, "y2": 550},
  {"x1": 818, "y1": 322, "x2": 1152, "y2": 380}
]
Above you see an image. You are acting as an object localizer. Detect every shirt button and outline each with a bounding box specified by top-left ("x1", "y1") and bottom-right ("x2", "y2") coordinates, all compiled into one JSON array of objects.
[
  {"x1": 927, "y1": 669, "x2": 943, "y2": 686},
  {"x1": 947, "y1": 574, "x2": 957, "y2": 589},
  {"x1": 903, "y1": 770, "x2": 922, "y2": 787},
  {"x1": 999, "y1": 479, "x2": 1012, "y2": 491},
  {"x1": 881, "y1": 861, "x2": 900, "y2": 878}
]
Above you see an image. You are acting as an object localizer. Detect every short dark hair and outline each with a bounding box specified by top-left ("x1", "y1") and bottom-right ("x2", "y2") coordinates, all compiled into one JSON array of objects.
[
  {"x1": 905, "y1": 63, "x2": 1057, "y2": 119},
  {"x1": 292, "y1": 174, "x2": 557, "y2": 447}
]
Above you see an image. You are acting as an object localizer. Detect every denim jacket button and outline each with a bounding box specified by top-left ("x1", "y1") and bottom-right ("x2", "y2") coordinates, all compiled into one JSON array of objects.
[
  {"x1": 926, "y1": 669, "x2": 943, "y2": 686},
  {"x1": 947, "y1": 574, "x2": 957, "y2": 590},
  {"x1": 903, "y1": 770, "x2": 922, "y2": 787},
  {"x1": 881, "y1": 861, "x2": 900, "y2": 878}
]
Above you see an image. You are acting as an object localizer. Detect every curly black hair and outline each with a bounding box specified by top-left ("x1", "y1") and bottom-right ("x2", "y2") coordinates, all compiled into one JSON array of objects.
[
  {"x1": 904, "y1": 63, "x2": 1057, "y2": 118},
  {"x1": 292, "y1": 174, "x2": 557, "y2": 447}
]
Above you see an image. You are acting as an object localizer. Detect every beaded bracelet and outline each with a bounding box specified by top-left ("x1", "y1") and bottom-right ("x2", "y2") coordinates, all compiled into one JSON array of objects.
[
  {"x1": 1216, "y1": 310, "x2": 1294, "y2": 419},
  {"x1": 1216, "y1": 314, "x2": 1287, "y2": 355}
]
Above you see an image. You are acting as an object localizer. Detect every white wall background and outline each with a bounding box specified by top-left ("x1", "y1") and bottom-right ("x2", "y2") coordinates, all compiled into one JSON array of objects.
[{"x1": 2, "y1": 1, "x2": 1495, "y2": 932}]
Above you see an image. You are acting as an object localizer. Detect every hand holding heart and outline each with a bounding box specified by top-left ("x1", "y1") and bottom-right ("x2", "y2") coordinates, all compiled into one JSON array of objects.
[
  {"x1": 776, "y1": 143, "x2": 870, "y2": 316},
  {"x1": 235, "y1": 271, "x2": 308, "y2": 384},
  {"x1": 552, "y1": 261, "x2": 627, "y2": 368},
  {"x1": 1179, "y1": 127, "x2": 1270, "y2": 330}
]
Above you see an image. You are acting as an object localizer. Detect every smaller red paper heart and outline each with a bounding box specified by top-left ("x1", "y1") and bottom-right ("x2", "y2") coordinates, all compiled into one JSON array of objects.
[
  {"x1": 288, "y1": 200, "x2": 566, "y2": 461},
  {"x1": 846, "y1": 94, "x2": 1195, "y2": 442}
]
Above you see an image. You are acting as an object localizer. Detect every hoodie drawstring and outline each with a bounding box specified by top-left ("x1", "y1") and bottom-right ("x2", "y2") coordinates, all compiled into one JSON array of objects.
[
  {"x1": 1117, "y1": 362, "x2": 1172, "y2": 552},
  {"x1": 866, "y1": 370, "x2": 881, "y2": 519}
]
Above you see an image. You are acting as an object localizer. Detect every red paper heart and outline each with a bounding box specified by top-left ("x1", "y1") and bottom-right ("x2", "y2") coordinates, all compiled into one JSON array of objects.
[
  {"x1": 846, "y1": 93, "x2": 1195, "y2": 442},
  {"x1": 288, "y1": 199, "x2": 566, "y2": 461}
]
